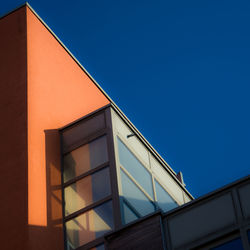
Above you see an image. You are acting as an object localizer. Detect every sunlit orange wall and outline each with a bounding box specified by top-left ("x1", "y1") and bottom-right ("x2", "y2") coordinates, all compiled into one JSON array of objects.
[
  {"x1": 0, "y1": 7, "x2": 28, "y2": 250},
  {"x1": 26, "y1": 5, "x2": 109, "y2": 228}
]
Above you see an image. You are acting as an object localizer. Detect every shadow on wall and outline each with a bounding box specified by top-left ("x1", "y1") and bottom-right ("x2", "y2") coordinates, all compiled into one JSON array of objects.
[{"x1": 28, "y1": 130, "x2": 64, "y2": 250}]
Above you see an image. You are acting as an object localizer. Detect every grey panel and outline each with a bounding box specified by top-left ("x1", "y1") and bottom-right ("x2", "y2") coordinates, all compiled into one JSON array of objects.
[
  {"x1": 62, "y1": 112, "x2": 105, "y2": 152},
  {"x1": 238, "y1": 183, "x2": 250, "y2": 219},
  {"x1": 167, "y1": 193, "x2": 236, "y2": 249}
]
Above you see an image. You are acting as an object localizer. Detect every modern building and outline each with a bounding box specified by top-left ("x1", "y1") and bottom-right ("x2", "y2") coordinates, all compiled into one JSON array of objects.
[{"x1": 0, "y1": 3, "x2": 249, "y2": 250}]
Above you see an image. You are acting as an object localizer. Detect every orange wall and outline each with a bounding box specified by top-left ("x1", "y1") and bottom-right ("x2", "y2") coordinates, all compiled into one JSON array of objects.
[
  {"x1": 0, "y1": 7, "x2": 28, "y2": 250},
  {"x1": 0, "y1": 5, "x2": 109, "y2": 249},
  {"x1": 26, "y1": 5, "x2": 109, "y2": 249}
]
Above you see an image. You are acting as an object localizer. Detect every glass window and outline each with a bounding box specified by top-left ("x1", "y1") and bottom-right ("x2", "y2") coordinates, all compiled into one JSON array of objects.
[
  {"x1": 64, "y1": 167, "x2": 111, "y2": 215},
  {"x1": 117, "y1": 138, "x2": 153, "y2": 197},
  {"x1": 66, "y1": 201, "x2": 113, "y2": 249},
  {"x1": 122, "y1": 201, "x2": 139, "y2": 224},
  {"x1": 211, "y1": 237, "x2": 244, "y2": 250},
  {"x1": 248, "y1": 230, "x2": 250, "y2": 244},
  {"x1": 155, "y1": 179, "x2": 178, "y2": 212},
  {"x1": 66, "y1": 240, "x2": 74, "y2": 250},
  {"x1": 120, "y1": 169, "x2": 155, "y2": 220},
  {"x1": 151, "y1": 156, "x2": 184, "y2": 204},
  {"x1": 63, "y1": 136, "x2": 108, "y2": 182},
  {"x1": 62, "y1": 113, "x2": 105, "y2": 152}
]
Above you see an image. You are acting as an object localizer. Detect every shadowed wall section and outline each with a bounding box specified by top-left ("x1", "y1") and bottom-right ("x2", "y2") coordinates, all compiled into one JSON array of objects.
[
  {"x1": 27, "y1": 130, "x2": 64, "y2": 250},
  {"x1": 0, "y1": 7, "x2": 28, "y2": 250},
  {"x1": 26, "y1": 5, "x2": 110, "y2": 249}
]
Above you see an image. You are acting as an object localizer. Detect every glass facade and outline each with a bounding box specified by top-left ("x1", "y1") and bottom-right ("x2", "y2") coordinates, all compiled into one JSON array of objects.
[
  {"x1": 64, "y1": 167, "x2": 111, "y2": 215},
  {"x1": 120, "y1": 169, "x2": 155, "y2": 217},
  {"x1": 65, "y1": 201, "x2": 113, "y2": 249},
  {"x1": 63, "y1": 136, "x2": 108, "y2": 182},
  {"x1": 122, "y1": 201, "x2": 139, "y2": 224},
  {"x1": 62, "y1": 113, "x2": 106, "y2": 153},
  {"x1": 62, "y1": 119, "x2": 114, "y2": 249},
  {"x1": 61, "y1": 107, "x2": 191, "y2": 249},
  {"x1": 118, "y1": 138, "x2": 154, "y2": 197},
  {"x1": 117, "y1": 136, "x2": 180, "y2": 224},
  {"x1": 155, "y1": 179, "x2": 178, "y2": 212}
]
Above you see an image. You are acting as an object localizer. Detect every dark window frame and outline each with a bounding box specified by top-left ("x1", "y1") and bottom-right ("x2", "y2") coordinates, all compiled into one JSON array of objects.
[{"x1": 60, "y1": 108, "x2": 122, "y2": 250}]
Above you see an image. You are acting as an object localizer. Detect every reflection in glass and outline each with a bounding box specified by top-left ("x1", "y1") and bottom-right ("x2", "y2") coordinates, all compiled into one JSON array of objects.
[
  {"x1": 64, "y1": 168, "x2": 111, "y2": 215},
  {"x1": 211, "y1": 237, "x2": 244, "y2": 250},
  {"x1": 66, "y1": 201, "x2": 113, "y2": 249},
  {"x1": 62, "y1": 113, "x2": 105, "y2": 152},
  {"x1": 66, "y1": 240, "x2": 74, "y2": 250},
  {"x1": 120, "y1": 169, "x2": 155, "y2": 221},
  {"x1": 118, "y1": 138, "x2": 153, "y2": 197},
  {"x1": 155, "y1": 179, "x2": 178, "y2": 212},
  {"x1": 64, "y1": 136, "x2": 108, "y2": 182},
  {"x1": 122, "y1": 201, "x2": 139, "y2": 224}
]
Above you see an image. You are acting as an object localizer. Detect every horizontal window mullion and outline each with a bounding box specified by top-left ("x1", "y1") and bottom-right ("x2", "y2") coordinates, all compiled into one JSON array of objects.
[
  {"x1": 120, "y1": 165, "x2": 154, "y2": 202},
  {"x1": 64, "y1": 195, "x2": 112, "y2": 222},
  {"x1": 63, "y1": 129, "x2": 108, "y2": 154},
  {"x1": 63, "y1": 161, "x2": 109, "y2": 187}
]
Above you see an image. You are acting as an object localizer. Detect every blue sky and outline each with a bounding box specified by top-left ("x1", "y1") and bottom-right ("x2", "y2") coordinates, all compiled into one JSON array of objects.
[{"x1": 1, "y1": 0, "x2": 249, "y2": 198}]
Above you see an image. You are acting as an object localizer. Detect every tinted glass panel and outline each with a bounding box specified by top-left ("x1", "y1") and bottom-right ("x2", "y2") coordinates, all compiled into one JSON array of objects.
[
  {"x1": 64, "y1": 136, "x2": 108, "y2": 182},
  {"x1": 66, "y1": 240, "x2": 74, "y2": 250},
  {"x1": 122, "y1": 201, "x2": 139, "y2": 224},
  {"x1": 120, "y1": 169, "x2": 155, "y2": 220},
  {"x1": 155, "y1": 179, "x2": 178, "y2": 212},
  {"x1": 118, "y1": 138, "x2": 153, "y2": 197},
  {"x1": 66, "y1": 201, "x2": 113, "y2": 249},
  {"x1": 211, "y1": 237, "x2": 244, "y2": 250},
  {"x1": 62, "y1": 113, "x2": 105, "y2": 152},
  {"x1": 248, "y1": 230, "x2": 250, "y2": 243},
  {"x1": 64, "y1": 168, "x2": 111, "y2": 215}
]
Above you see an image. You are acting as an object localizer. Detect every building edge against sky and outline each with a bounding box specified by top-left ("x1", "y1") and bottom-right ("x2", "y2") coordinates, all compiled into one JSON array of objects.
[
  {"x1": 21, "y1": 1, "x2": 187, "y2": 187},
  {"x1": 0, "y1": 3, "x2": 192, "y2": 250}
]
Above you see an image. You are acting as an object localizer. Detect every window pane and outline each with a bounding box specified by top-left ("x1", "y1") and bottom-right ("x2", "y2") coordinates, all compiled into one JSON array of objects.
[
  {"x1": 64, "y1": 168, "x2": 111, "y2": 215},
  {"x1": 118, "y1": 138, "x2": 153, "y2": 197},
  {"x1": 155, "y1": 179, "x2": 178, "y2": 212},
  {"x1": 62, "y1": 113, "x2": 105, "y2": 153},
  {"x1": 211, "y1": 237, "x2": 244, "y2": 250},
  {"x1": 120, "y1": 169, "x2": 155, "y2": 220},
  {"x1": 66, "y1": 201, "x2": 113, "y2": 249},
  {"x1": 151, "y1": 156, "x2": 184, "y2": 203},
  {"x1": 64, "y1": 136, "x2": 108, "y2": 182},
  {"x1": 122, "y1": 201, "x2": 139, "y2": 224},
  {"x1": 66, "y1": 240, "x2": 74, "y2": 250}
]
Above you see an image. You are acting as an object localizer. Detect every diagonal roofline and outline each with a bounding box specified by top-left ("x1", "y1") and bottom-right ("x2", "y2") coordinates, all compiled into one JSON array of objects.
[{"x1": 1, "y1": 2, "x2": 193, "y2": 199}]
